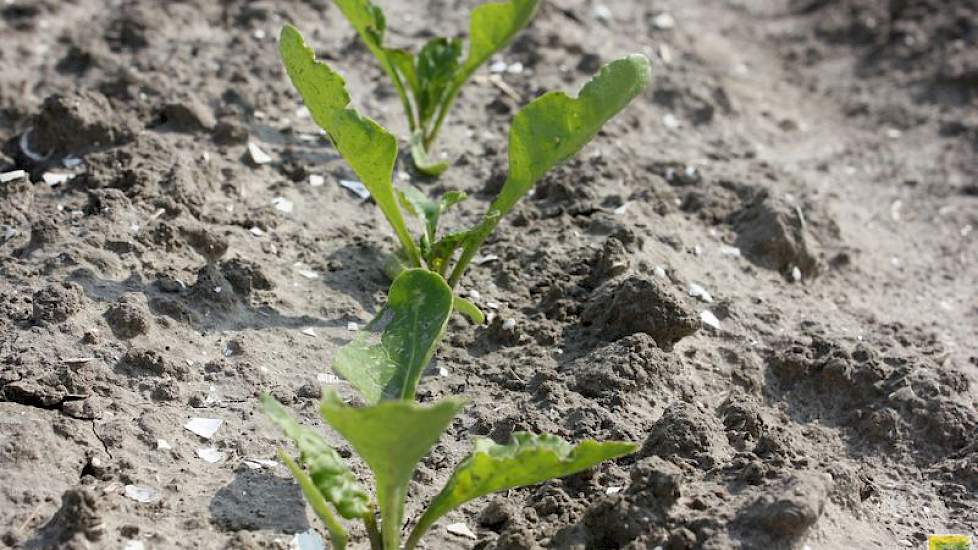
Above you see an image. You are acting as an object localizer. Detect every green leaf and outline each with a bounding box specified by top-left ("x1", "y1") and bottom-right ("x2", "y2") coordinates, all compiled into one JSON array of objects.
[
  {"x1": 453, "y1": 296, "x2": 485, "y2": 324},
  {"x1": 461, "y1": 0, "x2": 540, "y2": 77},
  {"x1": 426, "y1": 229, "x2": 472, "y2": 275},
  {"x1": 398, "y1": 186, "x2": 468, "y2": 243},
  {"x1": 279, "y1": 24, "x2": 421, "y2": 267},
  {"x1": 496, "y1": 54, "x2": 651, "y2": 216},
  {"x1": 406, "y1": 433, "x2": 637, "y2": 548},
  {"x1": 260, "y1": 394, "x2": 371, "y2": 519},
  {"x1": 321, "y1": 392, "x2": 464, "y2": 550},
  {"x1": 277, "y1": 449, "x2": 349, "y2": 550},
  {"x1": 416, "y1": 38, "x2": 463, "y2": 125},
  {"x1": 447, "y1": 55, "x2": 650, "y2": 287},
  {"x1": 331, "y1": 269, "x2": 453, "y2": 404},
  {"x1": 410, "y1": 131, "x2": 450, "y2": 176},
  {"x1": 332, "y1": 0, "x2": 419, "y2": 130}
]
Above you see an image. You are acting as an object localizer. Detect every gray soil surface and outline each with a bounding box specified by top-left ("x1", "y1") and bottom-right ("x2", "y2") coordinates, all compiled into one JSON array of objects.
[{"x1": 1, "y1": 0, "x2": 976, "y2": 549}]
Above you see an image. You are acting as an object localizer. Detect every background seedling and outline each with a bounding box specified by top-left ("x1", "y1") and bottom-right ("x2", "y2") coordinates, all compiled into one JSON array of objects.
[{"x1": 332, "y1": 0, "x2": 540, "y2": 175}]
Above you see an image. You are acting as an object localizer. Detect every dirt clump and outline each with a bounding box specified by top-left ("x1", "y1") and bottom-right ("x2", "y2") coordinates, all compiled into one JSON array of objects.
[{"x1": 582, "y1": 274, "x2": 700, "y2": 348}]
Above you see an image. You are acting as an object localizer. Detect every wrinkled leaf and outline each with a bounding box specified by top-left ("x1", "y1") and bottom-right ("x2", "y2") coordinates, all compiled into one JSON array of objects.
[
  {"x1": 277, "y1": 449, "x2": 349, "y2": 550},
  {"x1": 321, "y1": 392, "x2": 464, "y2": 550},
  {"x1": 410, "y1": 131, "x2": 450, "y2": 176},
  {"x1": 461, "y1": 0, "x2": 540, "y2": 77},
  {"x1": 280, "y1": 24, "x2": 421, "y2": 266},
  {"x1": 332, "y1": 269, "x2": 453, "y2": 403},
  {"x1": 261, "y1": 394, "x2": 371, "y2": 519},
  {"x1": 398, "y1": 186, "x2": 467, "y2": 243},
  {"x1": 453, "y1": 296, "x2": 485, "y2": 324},
  {"x1": 408, "y1": 433, "x2": 636, "y2": 547},
  {"x1": 426, "y1": 229, "x2": 472, "y2": 275}
]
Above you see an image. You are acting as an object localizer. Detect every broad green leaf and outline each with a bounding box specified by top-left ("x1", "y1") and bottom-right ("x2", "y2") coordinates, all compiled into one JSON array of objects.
[
  {"x1": 496, "y1": 54, "x2": 651, "y2": 216},
  {"x1": 332, "y1": 269, "x2": 453, "y2": 403},
  {"x1": 321, "y1": 392, "x2": 464, "y2": 550},
  {"x1": 453, "y1": 295, "x2": 485, "y2": 324},
  {"x1": 407, "y1": 433, "x2": 637, "y2": 547},
  {"x1": 447, "y1": 55, "x2": 650, "y2": 287},
  {"x1": 279, "y1": 24, "x2": 421, "y2": 266},
  {"x1": 260, "y1": 394, "x2": 371, "y2": 519},
  {"x1": 277, "y1": 449, "x2": 349, "y2": 550},
  {"x1": 416, "y1": 37, "x2": 463, "y2": 125},
  {"x1": 410, "y1": 131, "x2": 449, "y2": 176},
  {"x1": 461, "y1": 0, "x2": 540, "y2": 77}
]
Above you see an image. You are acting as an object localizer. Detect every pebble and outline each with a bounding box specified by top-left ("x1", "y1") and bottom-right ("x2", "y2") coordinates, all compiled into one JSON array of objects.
[
  {"x1": 124, "y1": 484, "x2": 159, "y2": 504},
  {"x1": 339, "y1": 179, "x2": 370, "y2": 200},
  {"x1": 248, "y1": 142, "x2": 272, "y2": 165},
  {"x1": 301, "y1": 327, "x2": 317, "y2": 337},
  {"x1": 688, "y1": 283, "x2": 714, "y2": 303},
  {"x1": 474, "y1": 254, "x2": 500, "y2": 265},
  {"x1": 309, "y1": 174, "x2": 325, "y2": 187},
  {"x1": 249, "y1": 227, "x2": 265, "y2": 237},
  {"x1": 42, "y1": 172, "x2": 71, "y2": 186},
  {"x1": 291, "y1": 529, "x2": 325, "y2": 550},
  {"x1": 719, "y1": 245, "x2": 741, "y2": 257},
  {"x1": 791, "y1": 265, "x2": 802, "y2": 282},
  {"x1": 184, "y1": 417, "x2": 223, "y2": 439},
  {"x1": 662, "y1": 113, "x2": 680, "y2": 129},
  {"x1": 347, "y1": 322, "x2": 359, "y2": 332},
  {"x1": 653, "y1": 265, "x2": 667, "y2": 278},
  {"x1": 123, "y1": 541, "x2": 145, "y2": 550},
  {"x1": 593, "y1": 3, "x2": 612, "y2": 21},
  {"x1": 651, "y1": 12, "x2": 676, "y2": 29},
  {"x1": 700, "y1": 310, "x2": 721, "y2": 331},
  {"x1": 446, "y1": 522, "x2": 477, "y2": 539},
  {"x1": 272, "y1": 197, "x2": 294, "y2": 213},
  {"x1": 197, "y1": 447, "x2": 225, "y2": 463},
  {"x1": 502, "y1": 318, "x2": 516, "y2": 331},
  {"x1": 0, "y1": 170, "x2": 27, "y2": 183},
  {"x1": 157, "y1": 439, "x2": 172, "y2": 450}
]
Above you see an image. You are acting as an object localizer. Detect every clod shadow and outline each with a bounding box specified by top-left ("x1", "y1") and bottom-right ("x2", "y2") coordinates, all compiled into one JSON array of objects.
[{"x1": 208, "y1": 466, "x2": 310, "y2": 533}]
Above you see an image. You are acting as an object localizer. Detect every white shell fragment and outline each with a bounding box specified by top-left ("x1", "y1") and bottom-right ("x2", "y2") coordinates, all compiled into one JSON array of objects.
[
  {"x1": 662, "y1": 113, "x2": 680, "y2": 129},
  {"x1": 339, "y1": 179, "x2": 370, "y2": 200},
  {"x1": 248, "y1": 142, "x2": 272, "y2": 165},
  {"x1": 688, "y1": 283, "x2": 714, "y2": 303},
  {"x1": 446, "y1": 522, "x2": 477, "y2": 539},
  {"x1": 309, "y1": 174, "x2": 325, "y2": 187},
  {"x1": 606, "y1": 486, "x2": 623, "y2": 495},
  {"x1": 123, "y1": 540, "x2": 145, "y2": 550},
  {"x1": 249, "y1": 226, "x2": 265, "y2": 236},
  {"x1": 501, "y1": 318, "x2": 516, "y2": 331},
  {"x1": 243, "y1": 457, "x2": 278, "y2": 470},
  {"x1": 652, "y1": 12, "x2": 676, "y2": 29},
  {"x1": 347, "y1": 322, "x2": 360, "y2": 332},
  {"x1": 197, "y1": 447, "x2": 225, "y2": 463},
  {"x1": 272, "y1": 197, "x2": 294, "y2": 213},
  {"x1": 592, "y1": 3, "x2": 612, "y2": 21},
  {"x1": 0, "y1": 170, "x2": 28, "y2": 183},
  {"x1": 791, "y1": 265, "x2": 802, "y2": 282},
  {"x1": 124, "y1": 484, "x2": 159, "y2": 503},
  {"x1": 474, "y1": 254, "x2": 500, "y2": 265},
  {"x1": 700, "y1": 310, "x2": 721, "y2": 331},
  {"x1": 157, "y1": 439, "x2": 172, "y2": 450},
  {"x1": 297, "y1": 269, "x2": 319, "y2": 279},
  {"x1": 41, "y1": 172, "x2": 71, "y2": 186},
  {"x1": 291, "y1": 529, "x2": 326, "y2": 550},
  {"x1": 719, "y1": 245, "x2": 741, "y2": 257},
  {"x1": 184, "y1": 417, "x2": 223, "y2": 439},
  {"x1": 301, "y1": 327, "x2": 317, "y2": 337}
]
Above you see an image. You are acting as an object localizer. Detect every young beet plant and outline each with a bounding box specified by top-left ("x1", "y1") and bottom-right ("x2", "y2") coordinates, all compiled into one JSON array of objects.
[
  {"x1": 265, "y1": 23, "x2": 651, "y2": 550},
  {"x1": 332, "y1": 0, "x2": 540, "y2": 175}
]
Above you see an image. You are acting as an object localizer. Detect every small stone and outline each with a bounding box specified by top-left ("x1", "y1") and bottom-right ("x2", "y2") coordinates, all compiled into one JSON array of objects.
[
  {"x1": 272, "y1": 196, "x2": 293, "y2": 213},
  {"x1": 124, "y1": 485, "x2": 159, "y2": 504},
  {"x1": 688, "y1": 283, "x2": 713, "y2": 303},
  {"x1": 339, "y1": 179, "x2": 370, "y2": 200},
  {"x1": 196, "y1": 447, "x2": 225, "y2": 463},
  {"x1": 700, "y1": 310, "x2": 721, "y2": 331},
  {"x1": 0, "y1": 170, "x2": 28, "y2": 183},
  {"x1": 248, "y1": 142, "x2": 272, "y2": 165},
  {"x1": 292, "y1": 529, "x2": 325, "y2": 550},
  {"x1": 347, "y1": 322, "x2": 359, "y2": 331},
  {"x1": 184, "y1": 417, "x2": 223, "y2": 439},
  {"x1": 651, "y1": 12, "x2": 676, "y2": 29},
  {"x1": 446, "y1": 522, "x2": 477, "y2": 539},
  {"x1": 309, "y1": 174, "x2": 325, "y2": 187}
]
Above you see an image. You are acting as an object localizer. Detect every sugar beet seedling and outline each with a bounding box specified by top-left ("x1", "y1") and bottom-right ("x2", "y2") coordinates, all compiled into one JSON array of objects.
[
  {"x1": 331, "y1": 0, "x2": 539, "y2": 175},
  {"x1": 264, "y1": 24, "x2": 651, "y2": 550}
]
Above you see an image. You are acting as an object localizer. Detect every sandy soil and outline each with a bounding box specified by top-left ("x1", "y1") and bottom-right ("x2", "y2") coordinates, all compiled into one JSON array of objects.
[{"x1": 1, "y1": 0, "x2": 976, "y2": 549}]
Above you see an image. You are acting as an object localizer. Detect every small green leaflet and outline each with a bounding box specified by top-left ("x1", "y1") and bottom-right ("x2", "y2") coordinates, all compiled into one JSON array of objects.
[
  {"x1": 321, "y1": 392, "x2": 464, "y2": 550},
  {"x1": 331, "y1": 269, "x2": 453, "y2": 404},
  {"x1": 453, "y1": 295, "x2": 485, "y2": 324},
  {"x1": 496, "y1": 54, "x2": 652, "y2": 216},
  {"x1": 279, "y1": 24, "x2": 421, "y2": 266},
  {"x1": 448, "y1": 54, "x2": 651, "y2": 287},
  {"x1": 260, "y1": 394, "x2": 371, "y2": 519},
  {"x1": 407, "y1": 433, "x2": 637, "y2": 546},
  {"x1": 398, "y1": 186, "x2": 467, "y2": 245},
  {"x1": 461, "y1": 0, "x2": 540, "y2": 77},
  {"x1": 416, "y1": 37, "x2": 463, "y2": 125},
  {"x1": 410, "y1": 130, "x2": 449, "y2": 176}
]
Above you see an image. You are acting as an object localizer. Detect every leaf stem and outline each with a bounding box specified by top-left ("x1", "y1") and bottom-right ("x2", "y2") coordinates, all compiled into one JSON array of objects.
[
  {"x1": 364, "y1": 506, "x2": 384, "y2": 550},
  {"x1": 277, "y1": 449, "x2": 349, "y2": 550}
]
